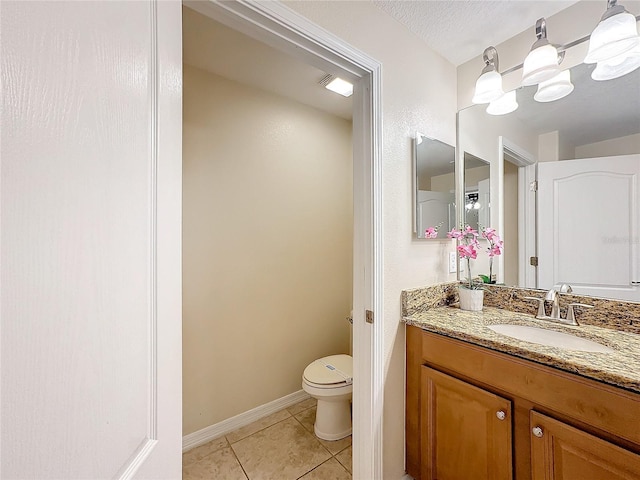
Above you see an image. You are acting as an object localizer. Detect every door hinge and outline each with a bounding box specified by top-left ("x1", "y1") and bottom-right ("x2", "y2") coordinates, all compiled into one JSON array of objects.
[
  {"x1": 530, "y1": 256, "x2": 539, "y2": 267},
  {"x1": 530, "y1": 180, "x2": 538, "y2": 192},
  {"x1": 365, "y1": 310, "x2": 374, "y2": 324}
]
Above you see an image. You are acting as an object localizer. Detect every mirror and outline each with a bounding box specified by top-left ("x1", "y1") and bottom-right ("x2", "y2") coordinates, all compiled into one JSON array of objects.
[
  {"x1": 458, "y1": 62, "x2": 640, "y2": 301},
  {"x1": 413, "y1": 133, "x2": 455, "y2": 239},
  {"x1": 463, "y1": 152, "x2": 490, "y2": 232}
]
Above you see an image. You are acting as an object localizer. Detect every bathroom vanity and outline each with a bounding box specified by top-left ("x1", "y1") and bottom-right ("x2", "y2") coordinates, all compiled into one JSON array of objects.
[{"x1": 403, "y1": 286, "x2": 640, "y2": 480}]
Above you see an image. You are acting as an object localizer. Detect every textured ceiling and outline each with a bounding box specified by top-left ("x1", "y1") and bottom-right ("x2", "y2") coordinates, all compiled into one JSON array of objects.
[{"x1": 374, "y1": 0, "x2": 580, "y2": 66}]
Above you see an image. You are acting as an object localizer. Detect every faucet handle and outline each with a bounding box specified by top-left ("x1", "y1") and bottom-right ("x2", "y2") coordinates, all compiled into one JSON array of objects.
[
  {"x1": 524, "y1": 296, "x2": 547, "y2": 318},
  {"x1": 567, "y1": 303, "x2": 594, "y2": 325},
  {"x1": 566, "y1": 303, "x2": 594, "y2": 326}
]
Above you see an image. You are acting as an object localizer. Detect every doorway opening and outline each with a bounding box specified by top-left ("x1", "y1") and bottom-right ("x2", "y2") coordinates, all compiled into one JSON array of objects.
[{"x1": 181, "y1": 2, "x2": 383, "y2": 478}]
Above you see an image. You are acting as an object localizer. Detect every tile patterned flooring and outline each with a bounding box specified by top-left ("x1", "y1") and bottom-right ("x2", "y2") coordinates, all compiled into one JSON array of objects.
[{"x1": 183, "y1": 398, "x2": 352, "y2": 480}]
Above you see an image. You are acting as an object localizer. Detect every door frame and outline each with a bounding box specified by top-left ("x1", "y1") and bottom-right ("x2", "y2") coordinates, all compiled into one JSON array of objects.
[
  {"x1": 181, "y1": 1, "x2": 384, "y2": 478},
  {"x1": 499, "y1": 137, "x2": 536, "y2": 287}
]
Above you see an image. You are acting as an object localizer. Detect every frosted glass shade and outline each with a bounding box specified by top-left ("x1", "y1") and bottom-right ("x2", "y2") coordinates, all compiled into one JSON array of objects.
[
  {"x1": 592, "y1": 46, "x2": 640, "y2": 80},
  {"x1": 522, "y1": 44, "x2": 561, "y2": 85},
  {"x1": 585, "y1": 11, "x2": 640, "y2": 64},
  {"x1": 472, "y1": 70, "x2": 504, "y2": 104},
  {"x1": 486, "y1": 90, "x2": 518, "y2": 115},
  {"x1": 534, "y1": 70, "x2": 574, "y2": 102}
]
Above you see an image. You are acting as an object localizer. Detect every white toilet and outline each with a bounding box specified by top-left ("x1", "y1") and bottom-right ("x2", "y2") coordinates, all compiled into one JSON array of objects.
[{"x1": 302, "y1": 354, "x2": 353, "y2": 441}]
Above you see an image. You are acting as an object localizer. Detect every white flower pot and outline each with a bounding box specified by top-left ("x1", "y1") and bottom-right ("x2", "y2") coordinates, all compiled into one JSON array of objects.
[{"x1": 458, "y1": 286, "x2": 484, "y2": 311}]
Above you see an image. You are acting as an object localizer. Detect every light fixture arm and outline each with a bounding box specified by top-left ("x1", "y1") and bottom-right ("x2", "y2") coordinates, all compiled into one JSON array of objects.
[
  {"x1": 481, "y1": 46, "x2": 499, "y2": 74},
  {"x1": 535, "y1": 18, "x2": 547, "y2": 40},
  {"x1": 530, "y1": 17, "x2": 551, "y2": 50},
  {"x1": 602, "y1": 0, "x2": 627, "y2": 20}
]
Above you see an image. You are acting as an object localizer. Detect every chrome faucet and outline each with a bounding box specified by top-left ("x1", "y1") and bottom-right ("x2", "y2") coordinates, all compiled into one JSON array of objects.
[
  {"x1": 548, "y1": 283, "x2": 572, "y2": 320},
  {"x1": 525, "y1": 283, "x2": 593, "y2": 326}
]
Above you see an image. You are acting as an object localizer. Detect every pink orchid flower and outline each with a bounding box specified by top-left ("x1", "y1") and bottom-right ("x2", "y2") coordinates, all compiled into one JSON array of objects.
[
  {"x1": 425, "y1": 227, "x2": 438, "y2": 239},
  {"x1": 482, "y1": 227, "x2": 497, "y2": 241},
  {"x1": 457, "y1": 243, "x2": 477, "y2": 259},
  {"x1": 464, "y1": 225, "x2": 479, "y2": 237},
  {"x1": 447, "y1": 228, "x2": 464, "y2": 239}
]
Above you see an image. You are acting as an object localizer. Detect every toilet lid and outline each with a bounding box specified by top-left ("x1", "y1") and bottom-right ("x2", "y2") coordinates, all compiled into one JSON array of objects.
[{"x1": 303, "y1": 354, "x2": 353, "y2": 385}]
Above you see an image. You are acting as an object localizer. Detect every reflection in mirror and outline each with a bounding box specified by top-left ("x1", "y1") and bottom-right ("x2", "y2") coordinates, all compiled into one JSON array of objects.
[
  {"x1": 458, "y1": 61, "x2": 640, "y2": 301},
  {"x1": 414, "y1": 133, "x2": 455, "y2": 239},
  {"x1": 463, "y1": 152, "x2": 490, "y2": 232}
]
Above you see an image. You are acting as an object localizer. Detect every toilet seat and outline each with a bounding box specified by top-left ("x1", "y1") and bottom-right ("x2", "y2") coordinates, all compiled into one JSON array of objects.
[{"x1": 303, "y1": 354, "x2": 352, "y2": 388}]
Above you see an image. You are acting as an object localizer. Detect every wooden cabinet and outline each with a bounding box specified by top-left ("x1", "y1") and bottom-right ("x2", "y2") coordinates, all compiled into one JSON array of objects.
[
  {"x1": 530, "y1": 411, "x2": 640, "y2": 480},
  {"x1": 421, "y1": 366, "x2": 512, "y2": 480},
  {"x1": 406, "y1": 326, "x2": 640, "y2": 480}
]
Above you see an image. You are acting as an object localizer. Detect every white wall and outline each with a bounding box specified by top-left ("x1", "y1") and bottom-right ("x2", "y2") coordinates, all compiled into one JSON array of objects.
[
  {"x1": 182, "y1": 65, "x2": 353, "y2": 434},
  {"x1": 575, "y1": 133, "x2": 640, "y2": 159},
  {"x1": 283, "y1": 2, "x2": 458, "y2": 478}
]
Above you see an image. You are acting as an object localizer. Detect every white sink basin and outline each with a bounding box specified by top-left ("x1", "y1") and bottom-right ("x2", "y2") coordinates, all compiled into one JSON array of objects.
[{"x1": 487, "y1": 324, "x2": 614, "y2": 353}]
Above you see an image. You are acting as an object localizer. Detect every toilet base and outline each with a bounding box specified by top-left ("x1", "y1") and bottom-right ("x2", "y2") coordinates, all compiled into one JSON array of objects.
[{"x1": 314, "y1": 396, "x2": 352, "y2": 441}]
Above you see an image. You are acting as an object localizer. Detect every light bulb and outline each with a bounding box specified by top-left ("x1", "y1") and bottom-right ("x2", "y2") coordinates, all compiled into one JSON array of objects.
[
  {"x1": 522, "y1": 44, "x2": 561, "y2": 86},
  {"x1": 472, "y1": 70, "x2": 504, "y2": 104},
  {"x1": 534, "y1": 70, "x2": 574, "y2": 102},
  {"x1": 592, "y1": 45, "x2": 640, "y2": 80},
  {"x1": 486, "y1": 90, "x2": 518, "y2": 116},
  {"x1": 585, "y1": 10, "x2": 640, "y2": 64}
]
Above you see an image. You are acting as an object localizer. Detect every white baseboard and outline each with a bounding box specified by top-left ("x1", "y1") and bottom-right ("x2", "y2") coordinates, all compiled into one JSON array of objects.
[
  {"x1": 401, "y1": 475, "x2": 415, "y2": 480},
  {"x1": 182, "y1": 389, "x2": 311, "y2": 452}
]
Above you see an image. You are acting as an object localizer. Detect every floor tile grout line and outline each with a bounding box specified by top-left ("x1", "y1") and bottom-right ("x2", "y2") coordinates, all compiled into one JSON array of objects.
[
  {"x1": 225, "y1": 411, "x2": 293, "y2": 445},
  {"x1": 294, "y1": 456, "x2": 352, "y2": 480},
  {"x1": 181, "y1": 438, "x2": 231, "y2": 468},
  {"x1": 228, "y1": 442, "x2": 251, "y2": 480},
  {"x1": 183, "y1": 399, "x2": 350, "y2": 479}
]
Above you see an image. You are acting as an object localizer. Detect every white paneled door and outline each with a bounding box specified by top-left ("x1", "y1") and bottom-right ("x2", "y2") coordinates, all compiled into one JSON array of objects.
[
  {"x1": 1, "y1": 1, "x2": 182, "y2": 478},
  {"x1": 538, "y1": 155, "x2": 640, "y2": 301}
]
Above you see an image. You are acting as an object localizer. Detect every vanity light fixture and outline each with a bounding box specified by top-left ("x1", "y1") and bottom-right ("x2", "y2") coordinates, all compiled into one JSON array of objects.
[
  {"x1": 472, "y1": 46, "x2": 504, "y2": 104},
  {"x1": 319, "y1": 74, "x2": 353, "y2": 97},
  {"x1": 591, "y1": 42, "x2": 640, "y2": 80},
  {"x1": 534, "y1": 70, "x2": 574, "y2": 102},
  {"x1": 465, "y1": 193, "x2": 481, "y2": 211},
  {"x1": 486, "y1": 90, "x2": 518, "y2": 115},
  {"x1": 584, "y1": 0, "x2": 640, "y2": 65},
  {"x1": 522, "y1": 18, "x2": 562, "y2": 86}
]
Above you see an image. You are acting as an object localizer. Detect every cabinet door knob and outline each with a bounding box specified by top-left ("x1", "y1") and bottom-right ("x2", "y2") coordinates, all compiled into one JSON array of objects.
[
  {"x1": 496, "y1": 410, "x2": 506, "y2": 420},
  {"x1": 532, "y1": 426, "x2": 544, "y2": 438}
]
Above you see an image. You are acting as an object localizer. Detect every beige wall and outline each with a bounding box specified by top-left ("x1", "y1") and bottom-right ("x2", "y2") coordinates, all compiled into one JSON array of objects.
[
  {"x1": 575, "y1": 133, "x2": 640, "y2": 159},
  {"x1": 283, "y1": 2, "x2": 458, "y2": 478},
  {"x1": 503, "y1": 160, "x2": 519, "y2": 286},
  {"x1": 182, "y1": 65, "x2": 353, "y2": 435}
]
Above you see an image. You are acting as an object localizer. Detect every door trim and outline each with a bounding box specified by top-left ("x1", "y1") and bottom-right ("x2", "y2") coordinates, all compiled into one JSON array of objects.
[
  {"x1": 499, "y1": 137, "x2": 536, "y2": 287},
  {"x1": 181, "y1": 1, "x2": 384, "y2": 478}
]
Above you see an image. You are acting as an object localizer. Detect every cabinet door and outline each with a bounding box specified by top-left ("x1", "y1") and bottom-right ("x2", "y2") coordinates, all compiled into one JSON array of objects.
[
  {"x1": 421, "y1": 366, "x2": 513, "y2": 480},
  {"x1": 531, "y1": 411, "x2": 640, "y2": 480}
]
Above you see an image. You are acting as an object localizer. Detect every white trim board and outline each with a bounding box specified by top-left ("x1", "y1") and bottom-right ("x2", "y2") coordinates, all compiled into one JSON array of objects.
[{"x1": 182, "y1": 390, "x2": 311, "y2": 452}]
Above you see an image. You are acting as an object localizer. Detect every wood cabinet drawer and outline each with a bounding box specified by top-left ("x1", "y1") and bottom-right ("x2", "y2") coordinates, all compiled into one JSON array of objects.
[{"x1": 421, "y1": 331, "x2": 640, "y2": 446}]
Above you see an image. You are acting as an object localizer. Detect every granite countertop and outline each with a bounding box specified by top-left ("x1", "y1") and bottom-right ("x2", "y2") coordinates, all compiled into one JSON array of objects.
[{"x1": 404, "y1": 306, "x2": 640, "y2": 394}]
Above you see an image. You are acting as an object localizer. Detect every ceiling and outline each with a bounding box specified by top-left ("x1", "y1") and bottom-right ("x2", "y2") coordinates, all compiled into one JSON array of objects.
[
  {"x1": 183, "y1": 2, "x2": 586, "y2": 121},
  {"x1": 182, "y1": 7, "x2": 353, "y2": 120},
  {"x1": 374, "y1": 0, "x2": 581, "y2": 66},
  {"x1": 183, "y1": 0, "x2": 640, "y2": 144}
]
